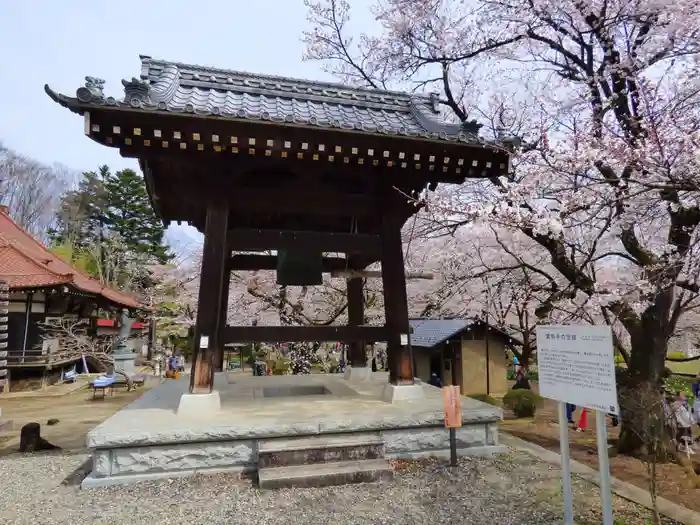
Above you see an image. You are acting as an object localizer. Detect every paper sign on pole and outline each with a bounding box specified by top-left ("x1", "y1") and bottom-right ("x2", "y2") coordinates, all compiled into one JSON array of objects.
[
  {"x1": 443, "y1": 385, "x2": 462, "y2": 428},
  {"x1": 536, "y1": 325, "x2": 619, "y2": 415},
  {"x1": 200, "y1": 335, "x2": 209, "y2": 349}
]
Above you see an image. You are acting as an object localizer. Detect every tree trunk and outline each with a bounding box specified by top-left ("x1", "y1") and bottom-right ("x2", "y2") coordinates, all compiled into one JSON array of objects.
[
  {"x1": 113, "y1": 366, "x2": 134, "y2": 391},
  {"x1": 19, "y1": 422, "x2": 60, "y2": 452},
  {"x1": 519, "y1": 341, "x2": 534, "y2": 370},
  {"x1": 617, "y1": 312, "x2": 669, "y2": 455}
]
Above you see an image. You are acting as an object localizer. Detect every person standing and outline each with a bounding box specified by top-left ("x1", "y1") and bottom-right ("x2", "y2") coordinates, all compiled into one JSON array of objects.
[
  {"x1": 566, "y1": 403, "x2": 577, "y2": 425},
  {"x1": 672, "y1": 391, "x2": 695, "y2": 454},
  {"x1": 513, "y1": 367, "x2": 531, "y2": 390},
  {"x1": 428, "y1": 372, "x2": 443, "y2": 388},
  {"x1": 691, "y1": 392, "x2": 700, "y2": 443}
]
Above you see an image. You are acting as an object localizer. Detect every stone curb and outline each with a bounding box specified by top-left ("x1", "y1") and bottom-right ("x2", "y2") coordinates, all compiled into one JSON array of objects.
[{"x1": 500, "y1": 432, "x2": 700, "y2": 525}]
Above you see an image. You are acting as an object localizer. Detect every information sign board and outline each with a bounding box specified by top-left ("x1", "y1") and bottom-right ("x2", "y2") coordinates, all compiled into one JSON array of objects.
[
  {"x1": 536, "y1": 325, "x2": 619, "y2": 415},
  {"x1": 443, "y1": 385, "x2": 462, "y2": 428}
]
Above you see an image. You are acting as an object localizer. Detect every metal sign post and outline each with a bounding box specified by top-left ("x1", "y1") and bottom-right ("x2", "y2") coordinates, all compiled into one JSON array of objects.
[
  {"x1": 557, "y1": 401, "x2": 575, "y2": 524},
  {"x1": 536, "y1": 325, "x2": 618, "y2": 525},
  {"x1": 595, "y1": 410, "x2": 614, "y2": 524}
]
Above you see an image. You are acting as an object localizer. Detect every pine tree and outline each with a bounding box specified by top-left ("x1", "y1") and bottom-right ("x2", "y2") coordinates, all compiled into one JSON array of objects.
[
  {"x1": 102, "y1": 168, "x2": 172, "y2": 264},
  {"x1": 49, "y1": 165, "x2": 172, "y2": 290}
]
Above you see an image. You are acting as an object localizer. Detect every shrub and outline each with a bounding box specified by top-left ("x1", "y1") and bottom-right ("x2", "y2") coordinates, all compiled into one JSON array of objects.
[
  {"x1": 273, "y1": 359, "x2": 290, "y2": 375},
  {"x1": 664, "y1": 375, "x2": 695, "y2": 400},
  {"x1": 469, "y1": 393, "x2": 500, "y2": 406},
  {"x1": 502, "y1": 389, "x2": 543, "y2": 418},
  {"x1": 666, "y1": 351, "x2": 687, "y2": 360}
]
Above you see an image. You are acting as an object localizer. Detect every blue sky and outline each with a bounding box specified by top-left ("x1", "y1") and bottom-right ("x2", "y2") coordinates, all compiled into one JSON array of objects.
[{"x1": 0, "y1": 1, "x2": 373, "y2": 248}]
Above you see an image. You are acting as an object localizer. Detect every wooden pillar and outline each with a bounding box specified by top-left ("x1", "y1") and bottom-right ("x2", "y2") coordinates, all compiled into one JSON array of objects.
[
  {"x1": 189, "y1": 203, "x2": 229, "y2": 394},
  {"x1": 21, "y1": 291, "x2": 33, "y2": 363},
  {"x1": 380, "y1": 212, "x2": 414, "y2": 385},
  {"x1": 347, "y1": 277, "x2": 366, "y2": 367},
  {"x1": 216, "y1": 268, "x2": 231, "y2": 372}
]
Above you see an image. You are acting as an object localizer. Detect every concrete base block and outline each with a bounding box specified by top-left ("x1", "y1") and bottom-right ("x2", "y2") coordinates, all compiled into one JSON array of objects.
[
  {"x1": 343, "y1": 366, "x2": 371, "y2": 382},
  {"x1": 381, "y1": 383, "x2": 425, "y2": 403},
  {"x1": 176, "y1": 391, "x2": 221, "y2": 417},
  {"x1": 81, "y1": 464, "x2": 249, "y2": 489},
  {"x1": 387, "y1": 445, "x2": 509, "y2": 461}
]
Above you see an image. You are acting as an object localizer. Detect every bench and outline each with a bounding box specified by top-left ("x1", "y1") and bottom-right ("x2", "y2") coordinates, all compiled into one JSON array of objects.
[{"x1": 90, "y1": 377, "x2": 116, "y2": 400}]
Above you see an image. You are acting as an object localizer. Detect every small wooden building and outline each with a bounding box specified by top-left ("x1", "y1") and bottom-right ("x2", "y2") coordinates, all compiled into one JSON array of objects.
[
  {"x1": 0, "y1": 206, "x2": 146, "y2": 389},
  {"x1": 410, "y1": 318, "x2": 514, "y2": 397},
  {"x1": 46, "y1": 55, "x2": 510, "y2": 396}
]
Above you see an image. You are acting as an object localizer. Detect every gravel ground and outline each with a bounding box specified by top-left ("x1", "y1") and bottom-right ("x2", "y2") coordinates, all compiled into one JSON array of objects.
[{"x1": 0, "y1": 450, "x2": 679, "y2": 525}]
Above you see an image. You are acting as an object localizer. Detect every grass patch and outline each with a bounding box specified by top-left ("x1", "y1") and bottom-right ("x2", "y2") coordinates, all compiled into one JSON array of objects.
[{"x1": 666, "y1": 360, "x2": 700, "y2": 376}]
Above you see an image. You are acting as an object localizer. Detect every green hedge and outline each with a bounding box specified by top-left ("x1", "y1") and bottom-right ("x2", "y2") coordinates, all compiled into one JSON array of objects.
[
  {"x1": 666, "y1": 351, "x2": 687, "y2": 360},
  {"x1": 272, "y1": 359, "x2": 290, "y2": 375},
  {"x1": 502, "y1": 389, "x2": 543, "y2": 418},
  {"x1": 664, "y1": 375, "x2": 695, "y2": 400},
  {"x1": 469, "y1": 393, "x2": 500, "y2": 406}
]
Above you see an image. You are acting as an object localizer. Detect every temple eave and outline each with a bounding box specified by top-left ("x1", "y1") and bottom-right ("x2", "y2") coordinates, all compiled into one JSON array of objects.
[{"x1": 44, "y1": 84, "x2": 86, "y2": 115}]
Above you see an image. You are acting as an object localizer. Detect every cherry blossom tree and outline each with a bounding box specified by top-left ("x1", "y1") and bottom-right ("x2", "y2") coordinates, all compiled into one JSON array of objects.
[{"x1": 304, "y1": 0, "x2": 700, "y2": 452}]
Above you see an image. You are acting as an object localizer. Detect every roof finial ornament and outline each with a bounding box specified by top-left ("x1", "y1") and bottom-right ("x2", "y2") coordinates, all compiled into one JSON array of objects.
[
  {"x1": 429, "y1": 92, "x2": 440, "y2": 114},
  {"x1": 76, "y1": 76, "x2": 105, "y2": 103},
  {"x1": 122, "y1": 77, "x2": 151, "y2": 106},
  {"x1": 461, "y1": 119, "x2": 483, "y2": 135}
]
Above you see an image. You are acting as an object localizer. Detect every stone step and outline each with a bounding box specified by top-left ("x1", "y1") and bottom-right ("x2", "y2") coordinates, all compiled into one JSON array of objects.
[
  {"x1": 258, "y1": 459, "x2": 393, "y2": 489},
  {"x1": 258, "y1": 433, "x2": 385, "y2": 468}
]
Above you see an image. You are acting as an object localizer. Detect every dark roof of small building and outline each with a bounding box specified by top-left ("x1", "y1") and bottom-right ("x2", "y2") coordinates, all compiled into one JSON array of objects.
[
  {"x1": 409, "y1": 317, "x2": 516, "y2": 348},
  {"x1": 45, "y1": 55, "x2": 486, "y2": 146},
  {"x1": 409, "y1": 319, "x2": 471, "y2": 348}
]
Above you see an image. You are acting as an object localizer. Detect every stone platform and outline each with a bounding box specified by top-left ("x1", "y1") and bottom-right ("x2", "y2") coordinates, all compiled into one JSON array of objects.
[{"x1": 82, "y1": 372, "x2": 505, "y2": 488}]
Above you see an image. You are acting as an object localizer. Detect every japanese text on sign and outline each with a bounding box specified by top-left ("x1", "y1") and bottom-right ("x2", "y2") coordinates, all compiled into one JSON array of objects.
[
  {"x1": 444, "y1": 385, "x2": 462, "y2": 428},
  {"x1": 536, "y1": 325, "x2": 619, "y2": 415}
]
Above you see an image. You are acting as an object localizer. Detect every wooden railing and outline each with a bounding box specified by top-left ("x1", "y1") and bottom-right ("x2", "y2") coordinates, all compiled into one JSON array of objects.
[{"x1": 5, "y1": 347, "x2": 51, "y2": 366}]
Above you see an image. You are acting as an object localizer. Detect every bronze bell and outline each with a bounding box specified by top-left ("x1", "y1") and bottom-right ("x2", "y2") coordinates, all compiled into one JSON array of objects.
[{"x1": 276, "y1": 250, "x2": 323, "y2": 286}]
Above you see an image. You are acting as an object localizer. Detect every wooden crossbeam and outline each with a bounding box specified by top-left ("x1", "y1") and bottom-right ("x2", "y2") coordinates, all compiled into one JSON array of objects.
[
  {"x1": 228, "y1": 254, "x2": 349, "y2": 272},
  {"x1": 227, "y1": 229, "x2": 382, "y2": 254},
  {"x1": 332, "y1": 269, "x2": 434, "y2": 280},
  {"x1": 225, "y1": 190, "x2": 378, "y2": 216},
  {"x1": 221, "y1": 325, "x2": 389, "y2": 343}
]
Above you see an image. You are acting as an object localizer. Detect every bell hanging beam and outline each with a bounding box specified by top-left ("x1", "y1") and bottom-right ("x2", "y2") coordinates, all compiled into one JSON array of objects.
[{"x1": 331, "y1": 269, "x2": 434, "y2": 280}]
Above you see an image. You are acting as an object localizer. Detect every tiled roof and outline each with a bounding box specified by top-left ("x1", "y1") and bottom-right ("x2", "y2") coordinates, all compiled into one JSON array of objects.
[
  {"x1": 0, "y1": 210, "x2": 146, "y2": 310},
  {"x1": 409, "y1": 319, "x2": 472, "y2": 348},
  {"x1": 45, "y1": 55, "x2": 485, "y2": 145}
]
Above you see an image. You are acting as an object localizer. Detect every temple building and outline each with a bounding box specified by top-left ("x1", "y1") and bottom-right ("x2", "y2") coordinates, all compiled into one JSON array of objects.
[
  {"x1": 0, "y1": 205, "x2": 145, "y2": 390},
  {"x1": 45, "y1": 55, "x2": 510, "y2": 488}
]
